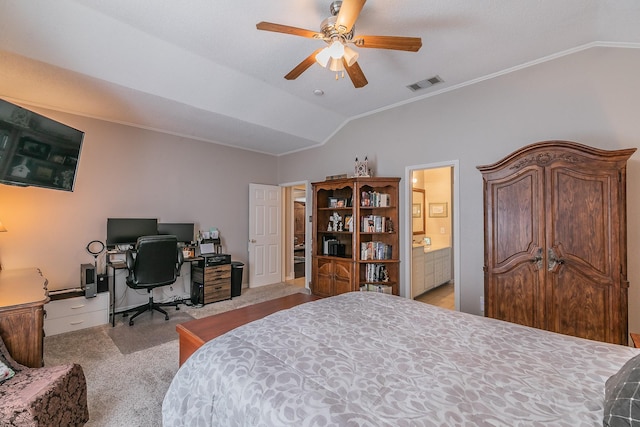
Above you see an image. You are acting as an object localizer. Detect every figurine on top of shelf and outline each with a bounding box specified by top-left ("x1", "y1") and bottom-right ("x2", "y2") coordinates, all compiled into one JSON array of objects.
[{"x1": 353, "y1": 156, "x2": 372, "y2": 177}]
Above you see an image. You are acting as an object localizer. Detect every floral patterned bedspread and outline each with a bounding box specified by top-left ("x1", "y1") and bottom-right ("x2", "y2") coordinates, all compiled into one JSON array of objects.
[{"x1": 163, "y1": 292, "x2": 638, "y2": 426}]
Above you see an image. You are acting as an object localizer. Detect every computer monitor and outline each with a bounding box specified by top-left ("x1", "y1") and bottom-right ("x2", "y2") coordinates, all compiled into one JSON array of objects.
[
  {"x1": 157, "y1": 222, "x2": 195, "y2": 244},
  {"x1": 106, "y1": 218, "x2": 158, "y2": 247}
]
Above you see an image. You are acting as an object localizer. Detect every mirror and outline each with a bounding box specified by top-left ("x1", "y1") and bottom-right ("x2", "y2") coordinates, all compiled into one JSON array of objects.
[{"x1": 412, "y1": 188, "x2": 425, "y2": 235}]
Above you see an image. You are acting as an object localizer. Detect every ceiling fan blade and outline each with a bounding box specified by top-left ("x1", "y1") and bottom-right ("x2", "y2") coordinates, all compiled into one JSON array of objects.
[
  {"x1": 285, "y1": 48, "x2": 324, "y2": 80},
  {"x1": 335, "y1": 0, "x2": 366, "y2": 34},
  {"x1": 343, "y1": 58, "x2": 368, "y2": 88},
  {"x1": 256, "y1": 21, "x2": 322, "y2": 39},
  {"x1": 353, "y1": 35, "x2": 422, "y2": 52}
]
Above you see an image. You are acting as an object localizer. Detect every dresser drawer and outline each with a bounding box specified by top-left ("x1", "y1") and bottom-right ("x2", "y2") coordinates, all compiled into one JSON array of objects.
[
  {"x1": 203, "y1": 283, "x2": 231, "y2": 304},
  {"x1": 203, "y1": 265, "x2": 231, "y2": 283},
  {"x1": 45, "y1": 309, "x2": 109, "y2": 336},
  {"x1": 44, "y1": 293, "x2": 109, "y2": 335},
  {"x1": 46, "y1": 293, "x2": 109, "y2": 319}
]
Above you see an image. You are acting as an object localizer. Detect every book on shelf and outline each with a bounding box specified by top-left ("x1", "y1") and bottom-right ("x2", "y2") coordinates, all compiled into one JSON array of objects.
[
  {"x1": 360, "y1": 241, "x2": 393, "y2": 260},
  {"x1": 360, "y1": 215, "x2": 390, "y2": 232},
  {"x1": 365, "y1": 263, "x2": 389, "y2": 282},
  {"x1": 359, "y1": 284, "x2": 392, "y2": 294},
  {"x1": 322, "y1": 235, "x2": 336, "y2": 255},
  {"x1": 360, "y1": 191, "x2": 390, "y2": 207}
]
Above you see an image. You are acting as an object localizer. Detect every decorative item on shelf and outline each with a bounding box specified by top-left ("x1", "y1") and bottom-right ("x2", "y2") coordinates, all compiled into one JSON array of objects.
[
  {"x1": 328, "y1": 212, "x2": 342, "y2": 232},
  {"x1": 353, "y1": 156, "x2": 372, "y2": 177},
  {"x1": 326, "y1": 173, "x2": 348, "y2": 181},
  {"x1": 345, "y1": 215, "x2": 353, "y2": 232}
]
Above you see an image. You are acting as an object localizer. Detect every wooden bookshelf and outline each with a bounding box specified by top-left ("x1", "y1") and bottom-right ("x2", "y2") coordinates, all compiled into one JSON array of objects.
[{"x1": 311, "y1": 177, "x2": 400, "y2": 297}]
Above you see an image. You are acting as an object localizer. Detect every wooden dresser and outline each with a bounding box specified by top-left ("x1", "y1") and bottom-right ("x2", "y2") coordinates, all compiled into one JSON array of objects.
[{"x1": 0, "y1": 268, "x2": 49, "y2": 367}]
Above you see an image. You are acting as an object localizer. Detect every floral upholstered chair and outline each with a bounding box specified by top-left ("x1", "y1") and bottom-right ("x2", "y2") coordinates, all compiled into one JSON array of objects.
[{"x1": 0, "y1": 335, "x2": 89, "y2": 426}]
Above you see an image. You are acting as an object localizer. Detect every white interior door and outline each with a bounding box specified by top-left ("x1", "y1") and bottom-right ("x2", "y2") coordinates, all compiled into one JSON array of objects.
[{"x1": 248, "y1": 183, "x2": 282, "y2": 287}]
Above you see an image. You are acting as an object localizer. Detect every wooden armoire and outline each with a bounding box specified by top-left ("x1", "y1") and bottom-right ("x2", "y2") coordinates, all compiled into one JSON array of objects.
[{"x1": 477, "y1": 141, "x2": 636, "y2": 345}]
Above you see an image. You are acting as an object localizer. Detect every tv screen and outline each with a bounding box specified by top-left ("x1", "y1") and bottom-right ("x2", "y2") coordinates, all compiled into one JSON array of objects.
[
  {"x1": 0, "y1": 98, "x2": 84, "y2": 191},
  {"x1": 107, "y1": 218, "x2": 158, "y2": 247},
  {"x1": 158, "y1": 223, "x2": 195, "y2": 244}
]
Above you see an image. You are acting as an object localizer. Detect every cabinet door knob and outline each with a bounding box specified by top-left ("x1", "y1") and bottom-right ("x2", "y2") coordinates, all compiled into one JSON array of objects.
[
  {"x1": 530, "y1": 248, "x2": 543, "y2": 270},
  {"x1": 547, "y1": 247, "x2": 565, "y2": 271}
]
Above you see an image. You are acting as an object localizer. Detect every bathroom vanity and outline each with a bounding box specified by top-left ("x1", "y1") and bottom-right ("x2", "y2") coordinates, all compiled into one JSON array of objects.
[{"x1": 411, "y1": 245, "x2": 452, "y2": 298}]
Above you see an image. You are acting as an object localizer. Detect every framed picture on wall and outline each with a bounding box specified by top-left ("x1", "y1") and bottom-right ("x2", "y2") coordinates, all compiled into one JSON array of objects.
[
  {"x1": 429, "y1": 202, "x2": 448, "y2": 218},
  {"x1": 412, "y1": 188, "x2": 425, "y2": 234}
]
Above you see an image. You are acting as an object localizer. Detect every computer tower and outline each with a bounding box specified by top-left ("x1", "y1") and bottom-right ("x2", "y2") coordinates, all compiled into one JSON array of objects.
[
  {"x1": 191, "y1": 281, "x2": 204, "y2": 307},
  {"x1": 81, "y1": 263, "x2": 97, "y2": 298}
]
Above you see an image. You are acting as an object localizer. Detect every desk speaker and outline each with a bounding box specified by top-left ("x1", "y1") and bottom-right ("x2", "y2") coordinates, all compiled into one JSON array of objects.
[
  {"x1": 81, "y1": 263, "x2": 97, "y2": 298},
  {"x1": 97, "y1": 274, "x2": 108, "y2": 293}
]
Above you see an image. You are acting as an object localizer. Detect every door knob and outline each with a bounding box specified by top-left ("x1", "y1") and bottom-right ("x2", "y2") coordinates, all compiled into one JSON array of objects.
[
  {"x1": 249, "y1": 239, "x2": 256, "y2": 243},
  {"x1": 548, "y1": 247, "x2": 564, "y2": 271},
  {"x1": 530, "y1": 248, "x2": 543, "y2": 270}
]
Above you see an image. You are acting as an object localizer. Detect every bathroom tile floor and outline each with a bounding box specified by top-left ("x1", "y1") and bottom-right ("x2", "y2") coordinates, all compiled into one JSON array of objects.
[{"x1": 414, "y1": 282, "x2": 455, "y2": 310}]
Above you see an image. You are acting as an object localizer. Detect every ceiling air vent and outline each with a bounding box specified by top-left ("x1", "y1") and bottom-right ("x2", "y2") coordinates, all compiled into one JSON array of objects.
[{"x1": 407, "y1": 75, "x2": 443, "y2": 92}]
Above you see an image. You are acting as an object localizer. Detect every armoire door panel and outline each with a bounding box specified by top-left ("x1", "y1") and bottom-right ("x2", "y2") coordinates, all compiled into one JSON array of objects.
[
  {"x1": 489, "y1": 169, "x2": 542, "y2": 268},
  {"x1": 492, "y1": 170, "x2": 540, "y2": 266},
  {"x1": 490, "y1": 263, "x2": 543, "y2": 328},
  {"x1": 547, "y1": 268, "x2": 611, "y2": 342},
  {"x1": 548, "y1": 167, "x2": 617, "y2": 276}
]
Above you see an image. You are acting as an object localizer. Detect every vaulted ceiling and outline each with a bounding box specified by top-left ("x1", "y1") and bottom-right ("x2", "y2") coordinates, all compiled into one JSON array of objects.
[{"x1": 1, "y1": 0, "x2": 639, "y2": 155}]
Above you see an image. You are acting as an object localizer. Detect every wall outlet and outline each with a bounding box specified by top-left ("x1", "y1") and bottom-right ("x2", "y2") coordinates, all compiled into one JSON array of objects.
[
  {"x1": 480, "y1": 296, "x2": 485, "y2": 314},
  {"x1": 440, "y1": 227, "x2": 446, "y2": 234}
]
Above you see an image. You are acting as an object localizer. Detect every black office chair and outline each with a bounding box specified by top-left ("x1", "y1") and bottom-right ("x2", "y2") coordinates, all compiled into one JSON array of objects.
[{"x1": 123, "y1": 235, "x2": 184, "y2": 326}]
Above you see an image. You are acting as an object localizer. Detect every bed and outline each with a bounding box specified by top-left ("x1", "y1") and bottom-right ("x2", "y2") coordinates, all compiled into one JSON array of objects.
[{"x1": 163, "y1": 292, "x2": 640, "y2": 426}]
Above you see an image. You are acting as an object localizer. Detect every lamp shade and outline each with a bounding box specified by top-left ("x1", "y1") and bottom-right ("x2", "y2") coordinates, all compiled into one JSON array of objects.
[
  {"x1": 328, "y1": 57, "x2": 345, "y2": 72},
  {"x1": 327, "y1": 40, "x2": 344, "y2": 59},
  {"x1": 0, "y1": 221, "x2": 6, "y2": 232},
  {"x1": 315, "y1": 47, "x2": 332, "y2": 68}
]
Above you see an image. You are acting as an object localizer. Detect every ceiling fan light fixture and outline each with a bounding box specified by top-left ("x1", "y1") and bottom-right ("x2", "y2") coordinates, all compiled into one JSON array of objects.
[
  {"x1": 328, "y1": 57, "x2": 344, "y2": 72},
  {"x1": 315, "y1": 47, "x2": 332, "y2": 67},
  {"x1": 257, "y1": 0, "x2": 421, "y2": 88},
  {"x1": 327, "y1": 39, "x2": 344, "y2": 59}
]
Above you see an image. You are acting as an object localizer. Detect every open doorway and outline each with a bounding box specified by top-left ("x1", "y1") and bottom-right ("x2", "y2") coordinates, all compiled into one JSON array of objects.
[
  {"x1": 405, "y1": 162, "x2": 460, "y2": 311},
  {"x1": 282, "y1": 183, "x2": 308, "y2": 289}
]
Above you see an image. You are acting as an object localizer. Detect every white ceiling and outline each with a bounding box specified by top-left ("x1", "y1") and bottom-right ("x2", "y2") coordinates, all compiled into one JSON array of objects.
[{"x1": 1, "y1": 0, "x2": 639, "y2": 155}]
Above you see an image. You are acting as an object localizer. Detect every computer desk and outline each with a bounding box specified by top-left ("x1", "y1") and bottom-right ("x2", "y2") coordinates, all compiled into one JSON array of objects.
[{"x1": 106, "y1": 256, "x2": 202, "y2": 327}]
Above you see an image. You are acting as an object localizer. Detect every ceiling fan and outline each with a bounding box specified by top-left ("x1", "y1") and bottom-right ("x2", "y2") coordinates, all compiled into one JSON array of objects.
[{"x1": 256, "y1": 0, "x2": 422, "y2": 88}]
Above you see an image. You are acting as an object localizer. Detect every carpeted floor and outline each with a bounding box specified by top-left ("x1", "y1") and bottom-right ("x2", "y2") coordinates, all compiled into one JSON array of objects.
[
  {"x1": 43, "y1": 282, "x2": 308, "y2": 427},
  {"x1": 106, "y1": 310, "x2": 194, "y2": 354}
]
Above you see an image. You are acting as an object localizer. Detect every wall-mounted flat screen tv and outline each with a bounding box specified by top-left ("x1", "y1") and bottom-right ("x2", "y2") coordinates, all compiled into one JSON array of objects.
[{"x1": 0, "y1": 98, "x2": 84, "y2": 191}]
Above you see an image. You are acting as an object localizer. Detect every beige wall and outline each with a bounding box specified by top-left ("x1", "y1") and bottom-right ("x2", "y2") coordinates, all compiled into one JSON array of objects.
[
  {"x1": 278, "y1": 46, "x2": 640, "y2": 337},
  {"x1": 0, "y1": 111, "x2": 278, "y2": 290},
  {"x1": 3, "y1": 46, "x2": 640, "y2": 338}
]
